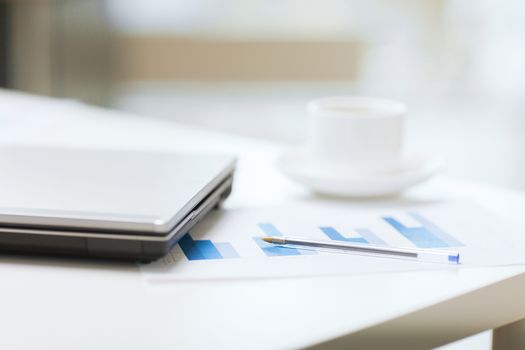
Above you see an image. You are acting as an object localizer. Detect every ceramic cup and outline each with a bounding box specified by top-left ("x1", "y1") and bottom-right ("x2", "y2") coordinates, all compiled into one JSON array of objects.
[{"x1": 306, "y1": 96, "x2": 406, "y2": 175}]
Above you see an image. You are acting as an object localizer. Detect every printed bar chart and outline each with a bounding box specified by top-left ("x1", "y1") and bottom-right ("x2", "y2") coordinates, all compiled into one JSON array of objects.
[
  {"x1": 178, "y1": 213, "x2": 461, "y2": 260},
  {"x1": 142, "y1": 202, "x2": 522, "y2": 282},
  {"x1": 179, "y1": 233, "x2": 239, "y2": 261}
]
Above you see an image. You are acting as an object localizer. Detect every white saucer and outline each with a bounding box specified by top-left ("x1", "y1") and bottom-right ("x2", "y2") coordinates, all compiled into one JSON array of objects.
[{"x1": 276, "y1": 149, "x2": 444, "y2": 198}]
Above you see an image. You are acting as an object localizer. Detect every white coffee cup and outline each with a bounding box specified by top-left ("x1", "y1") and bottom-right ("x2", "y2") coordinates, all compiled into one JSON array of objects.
[{"x1": 306, "y1": 96, "x2": 406, "y2": 175}]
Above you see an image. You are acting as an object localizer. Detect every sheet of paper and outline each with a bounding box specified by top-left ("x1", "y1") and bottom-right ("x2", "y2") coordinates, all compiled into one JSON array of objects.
[{"x1": 140, "y1": 201, "x2": 525, "y2": 282}]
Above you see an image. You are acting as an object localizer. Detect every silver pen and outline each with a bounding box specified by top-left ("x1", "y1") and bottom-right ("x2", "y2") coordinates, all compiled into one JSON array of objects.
[{"x1": 262, "y1": 236, "x2": 460, "y2": 264}]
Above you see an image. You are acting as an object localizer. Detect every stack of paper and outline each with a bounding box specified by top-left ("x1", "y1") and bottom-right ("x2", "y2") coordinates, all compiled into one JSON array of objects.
[{"x1": 141, "y1": 201, "x2": 525, "y2": 282}]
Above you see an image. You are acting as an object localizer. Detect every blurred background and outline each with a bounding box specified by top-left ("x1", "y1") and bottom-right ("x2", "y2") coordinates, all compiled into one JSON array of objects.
[{"x1": 1, "y1": 0, "x2": 525, "y2": 191}]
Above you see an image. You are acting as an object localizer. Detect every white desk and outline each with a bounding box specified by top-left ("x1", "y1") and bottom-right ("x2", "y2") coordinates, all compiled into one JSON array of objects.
[{"x1": 1, "y1": 90, "x2": 525, "y2": 349}]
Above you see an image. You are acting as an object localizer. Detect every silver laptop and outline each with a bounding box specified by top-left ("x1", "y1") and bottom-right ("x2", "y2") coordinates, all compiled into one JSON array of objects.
[{"x1": 0, "y1": 147, "x2": 235, "y2": 261}]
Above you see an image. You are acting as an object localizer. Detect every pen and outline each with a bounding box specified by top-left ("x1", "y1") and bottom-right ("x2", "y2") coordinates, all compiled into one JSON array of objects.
[{"x1": 262, "y1": 236, "x2": 460, "y2": 264}]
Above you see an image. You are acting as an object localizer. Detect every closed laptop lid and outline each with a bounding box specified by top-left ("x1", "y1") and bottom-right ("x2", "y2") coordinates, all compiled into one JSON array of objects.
[{"x1": 0, "y1": 147, "x2": 235, "y2": 234}]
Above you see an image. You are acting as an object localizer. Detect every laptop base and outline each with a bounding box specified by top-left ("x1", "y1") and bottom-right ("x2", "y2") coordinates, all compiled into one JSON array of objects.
[{"x1": 0, "y1": 176, "x2": 233, "y2": 262}]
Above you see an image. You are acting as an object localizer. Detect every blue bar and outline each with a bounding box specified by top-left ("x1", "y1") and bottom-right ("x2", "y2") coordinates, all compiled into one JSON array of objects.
[
  {"x1": 319, "y1": 226, "x2": 345, "y2": 240},
  {"x1": 320, "y1": 226, "x2": 368, "y2": 244},
  {"x1": 258, "y1": 223, "x2": 283, "y2": 236},
  {"x1": 409, "y1": 213, "x2": 463, "y2": 247},
  {"x1": 179, "y1": 233, "x2": 232, "y2": 261},
  {"x1": 355, "y1": 228, "x2": 386, "y2": 245},
  {"x1": 383, "y1": 217, "x2": 449, "y2": 248},
  {"x1": 215, "y1": 242, "x2": 240, "y2": 259},
  {"x1": 194, "y1": 240, "x2": 223, "y2": 259},
  {"x1": 179, "y1": 234, "x2": 206, "y2": 260}
]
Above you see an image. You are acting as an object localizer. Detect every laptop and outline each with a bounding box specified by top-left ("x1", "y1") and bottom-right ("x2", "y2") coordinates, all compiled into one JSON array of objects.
[{"x1": 0, "y1": 147, "x2": 236, "y2": 261}]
